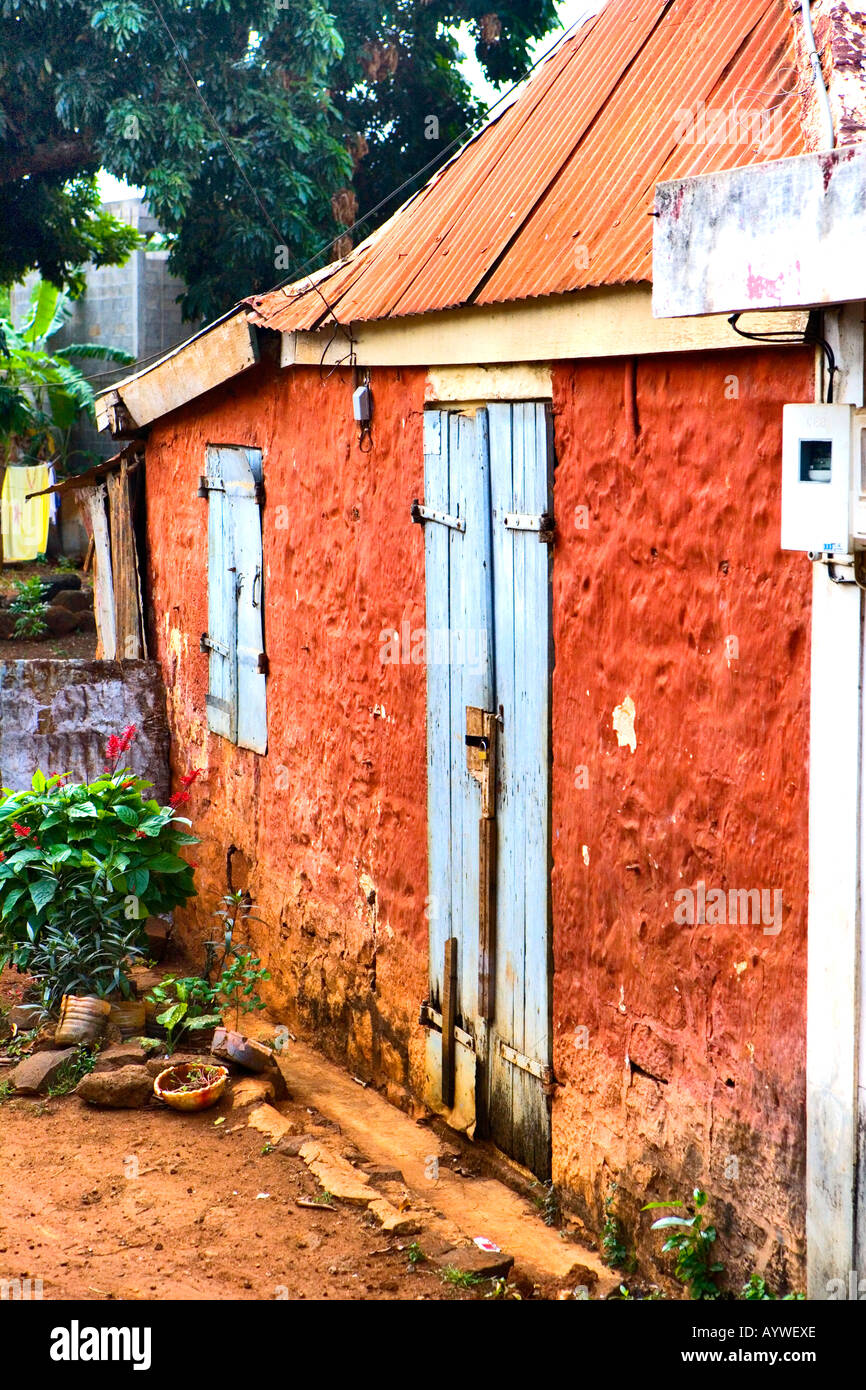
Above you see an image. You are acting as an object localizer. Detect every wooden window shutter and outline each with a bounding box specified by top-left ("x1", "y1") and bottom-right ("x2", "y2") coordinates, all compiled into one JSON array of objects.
[{"x1": 204, "y1": 446, "x2": 267, "y2": 751}]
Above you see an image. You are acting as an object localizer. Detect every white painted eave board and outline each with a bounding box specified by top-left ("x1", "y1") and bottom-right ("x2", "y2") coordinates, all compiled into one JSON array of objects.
[{"x1": 653, "y1": 144, "x2": 866, "y2": 319}]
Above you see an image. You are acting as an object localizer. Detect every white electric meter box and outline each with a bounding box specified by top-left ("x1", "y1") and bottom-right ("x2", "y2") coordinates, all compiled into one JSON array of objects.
[{"x1": 781, "y1": 403, "x2": 863, "y2": 553}]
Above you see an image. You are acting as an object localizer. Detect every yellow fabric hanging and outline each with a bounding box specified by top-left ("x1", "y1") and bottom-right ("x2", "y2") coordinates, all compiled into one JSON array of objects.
[{"x1": 1, "y1": 464, "x2": 50, "y2": 563}]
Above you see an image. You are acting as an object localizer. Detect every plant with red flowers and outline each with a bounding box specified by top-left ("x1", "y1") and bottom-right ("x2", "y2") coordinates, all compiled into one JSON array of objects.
[{"x1": 0, "y1": 729, "x2": 202, "y2": 985}]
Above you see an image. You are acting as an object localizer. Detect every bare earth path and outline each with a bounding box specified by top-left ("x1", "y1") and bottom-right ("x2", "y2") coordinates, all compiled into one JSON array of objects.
[{"x1": 0, "y1": 1092, "x2": 477, "y2": 1302}]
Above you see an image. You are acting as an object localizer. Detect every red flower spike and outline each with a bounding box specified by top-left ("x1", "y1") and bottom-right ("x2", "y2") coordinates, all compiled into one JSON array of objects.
[
  {"x1": 0, "y1": 851, "x2": 5, "y2": 861},
  {"x1": 180, "y1": 768, "x2": 204, "y2": 788},
  {"x1": 11, "y1": 822, "x2": 31, "y2": 837},
  {"x1": 169, "y1": 790, "x2": 190, "y2": 807}
]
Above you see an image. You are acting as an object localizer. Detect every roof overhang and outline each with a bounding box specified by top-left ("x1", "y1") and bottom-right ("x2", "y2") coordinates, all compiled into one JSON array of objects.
[
  {"x1": 95, "y1": 309, "x2": 259, "y2": 437},
  {"x1": 653, "y1": 144, "x2": 866, "y2": 319}
]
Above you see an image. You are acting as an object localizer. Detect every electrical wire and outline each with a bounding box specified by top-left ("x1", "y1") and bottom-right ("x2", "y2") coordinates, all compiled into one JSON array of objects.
[{"x1": 728, "y1": 312, "x2": 836, "y2": 403}]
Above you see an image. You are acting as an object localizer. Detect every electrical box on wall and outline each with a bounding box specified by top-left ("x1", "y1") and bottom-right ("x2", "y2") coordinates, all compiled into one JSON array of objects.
[{"x1": 781, "y1": 403, "x2": 866, "y2": 554}]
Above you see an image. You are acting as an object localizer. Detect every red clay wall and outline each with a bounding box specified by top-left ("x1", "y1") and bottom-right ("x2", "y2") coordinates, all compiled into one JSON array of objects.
[
  {"x1": 144, "y1": 358, "x2": 431, "y2": 1107},
  {"x1": 549, "y1": 347, "x2": 815, "y2": 1287}
]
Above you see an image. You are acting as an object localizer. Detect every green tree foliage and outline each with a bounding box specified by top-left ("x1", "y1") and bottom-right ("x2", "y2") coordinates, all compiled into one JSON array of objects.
[{"x1": 0, "y1": 1, "x2": 560, "y2": 322}]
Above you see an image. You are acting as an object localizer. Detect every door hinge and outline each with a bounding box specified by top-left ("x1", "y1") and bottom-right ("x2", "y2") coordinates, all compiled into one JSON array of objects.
[
  {"x1": 200, "y1": 632, "x2": 230, "y2": 657},
  {"x1": 198, "y1": 475, "x2": 225, "y2": 497},
  {"x1": 503, "y1": 510, "x2": 554, "y2": 543},
  {"x1": 257, "y1": 651, "x2": 269, "y2": 675},
  {"x1": 498, "y1": 1039, "x2": 554, "y2": 1090},
  {"x1": 411, "y1": 499, "x2": 465, "y2": 532}
]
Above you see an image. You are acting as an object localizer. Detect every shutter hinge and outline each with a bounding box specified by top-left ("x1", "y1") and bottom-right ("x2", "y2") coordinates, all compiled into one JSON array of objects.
[
  {"x1": 255, "y1": 481, "x2": 265, "y2": 507},
  {"x1": 257, "y1": 652, "x2": 269, "y2": 675},
  {"x1": 503, "y1": 510, "x2": 554, "y2": 543},
  {"x1": 411, "y1": 499, "x2": 465, "y2": 531},
  {"x1": 201, "y1": 633, "x2": 230, "y2": 657},
  {"x1": 198, "y1": 476, "x2": 226, "y2": 497}
]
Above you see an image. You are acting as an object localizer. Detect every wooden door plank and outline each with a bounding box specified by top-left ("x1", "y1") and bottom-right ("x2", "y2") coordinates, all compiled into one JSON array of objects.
[
  {"x1": 424, "y1": 411, "x2": 453, "y2": 1010},
  {"x1": 85, "y1": 486, "x2": 116, "y2": 661},
  {"x1": 487, "y1": 402, "x2": 516, "y2": 1158},
  {"x1": 518, "y1": 402, "x2": 553, "y2": 1176}
]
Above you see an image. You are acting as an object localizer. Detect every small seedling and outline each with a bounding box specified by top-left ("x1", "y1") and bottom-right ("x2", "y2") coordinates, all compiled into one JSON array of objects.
[
  {"x1": 602, "y1": 1182, "x2": 628, "y2": 1269},
  {"x1": 642, "y1": 1188, "x2": 724, "y2": 1300},
  {"x1": 406, "y1": 1241, "x2": 426, "y2": 1267},
  {"x1": 441, "y1": 1266, "x2": 482, "y2": 1289},
  {"x1": 485, "y1": 1277, "x2": 522, "y2": 1300}
]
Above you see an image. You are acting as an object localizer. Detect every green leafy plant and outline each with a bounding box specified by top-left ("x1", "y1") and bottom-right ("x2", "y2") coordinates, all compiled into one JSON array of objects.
[
  {"x1": 642, "y1": 1188, "x2": 724, "y2": 1301},
  {"x1": 0, "y1": 1027, "x2": 37, "y2": 1061},
  {"x1": 145, "y1": 975, "x2": 222, "y2": 1052},
  {"x1": 532, "y1": 1180, "x2": 561, "y2": 1227},
  {"x1": 25, "y1": 906, "x2": 149, "y2": 1012},
  {"x1": 217, "y1": 948, "x2": 270, "y2": 1031},
  {"x1": 406, "y1": 1241, "x2": 426, "y2": 1268},
  {"x1": 602, "y1": 1183, "x2": 628, "y2": 1269},
  {"x1": 9, "y1": 577, "x2": 48, "y2": 638},
  {"x1": 0, "y1": 729, "x2": 199, "y2": 980}
]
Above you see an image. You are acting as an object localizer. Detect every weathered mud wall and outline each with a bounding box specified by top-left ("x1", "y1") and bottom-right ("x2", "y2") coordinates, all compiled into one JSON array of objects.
[
  {"x1": 0, "y1": 659, "x2": 170, "y2": 801},
  {"x1": 144, "y1": 361, "x2": 430, "y2": 1109},
  {"x1": 549, "y1": 347, "x2": 815, "y2": 1288}
]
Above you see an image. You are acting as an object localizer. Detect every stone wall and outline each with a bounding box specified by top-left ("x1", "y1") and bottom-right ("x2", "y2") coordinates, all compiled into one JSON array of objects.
[{"x1": 0, "y1": 659, "x2": 170, "y2": 802}]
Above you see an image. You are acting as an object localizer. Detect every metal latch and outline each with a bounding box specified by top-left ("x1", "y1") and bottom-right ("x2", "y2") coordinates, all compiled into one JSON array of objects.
[{"x1": 411, "y1": 499, "x2": 465, "y2": 531}]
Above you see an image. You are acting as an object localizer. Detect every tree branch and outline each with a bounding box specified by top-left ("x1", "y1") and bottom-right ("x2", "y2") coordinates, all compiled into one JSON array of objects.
[{"x1": 1, "y1": 139, "x2": 96, "y2": 185}]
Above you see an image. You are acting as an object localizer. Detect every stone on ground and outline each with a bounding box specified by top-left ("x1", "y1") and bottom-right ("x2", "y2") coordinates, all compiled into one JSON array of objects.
[
  {"x1": 8, "y1": 1004, "x2": 47, "y2": 1031},
  {"x1": 367, "y1": 1197, "x2": 424, "y2": 1235},
  {"x1": 246, "y1": 1104, "x2": 293, "y2": 1142},
  {"x1": 76, "y1": 1065, "x2": 154, "y2": 1108},
  {"x1": 433, "y1": 1245, "x2": 514, "y2": 1279},
  {"x1": 298, "y1": 1140, "x2": 374, "y2": 1206},
  {"x1": 93, "y1": 1043, "x2": 149, "y2": 1072},
  {"x1": 9, "y1": 1048, "x2": 77, "y2": 1095},
  {"x1": 231, "y1": 1075, "x2": 275, "y2": 1108}
]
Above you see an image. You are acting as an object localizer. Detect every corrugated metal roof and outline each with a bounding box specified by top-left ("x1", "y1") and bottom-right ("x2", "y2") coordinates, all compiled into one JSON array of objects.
[{"x1": 246, "y1": 0, "x2": 805, "y2": 333}]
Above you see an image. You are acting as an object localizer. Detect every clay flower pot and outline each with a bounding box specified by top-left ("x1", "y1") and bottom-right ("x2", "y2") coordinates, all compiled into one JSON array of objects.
[{"x1": 153, "y1": 1062, "x2": 228, "y2": 1112}]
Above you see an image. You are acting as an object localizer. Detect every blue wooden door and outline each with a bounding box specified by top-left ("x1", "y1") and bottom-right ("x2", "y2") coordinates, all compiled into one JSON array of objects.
[{"x1": 423, "y1": 403, "x2": 552, "y2": 1176}]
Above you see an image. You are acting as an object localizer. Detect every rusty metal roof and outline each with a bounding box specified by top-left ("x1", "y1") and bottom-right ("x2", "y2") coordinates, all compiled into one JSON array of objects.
[{"x1": 246, "y1": 0, "x2": 805, "y2": 333}]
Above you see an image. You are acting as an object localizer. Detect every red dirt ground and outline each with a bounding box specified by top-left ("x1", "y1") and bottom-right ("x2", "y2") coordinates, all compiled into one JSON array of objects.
[{"x1": 0, "y1": 976, "x2": 529, "y2": 1302}]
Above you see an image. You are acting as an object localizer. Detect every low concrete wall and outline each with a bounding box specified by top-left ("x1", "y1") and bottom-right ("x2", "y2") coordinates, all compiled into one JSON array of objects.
[{"x1": 0, "y1": 660, "x2": 170, "y2": 801}]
